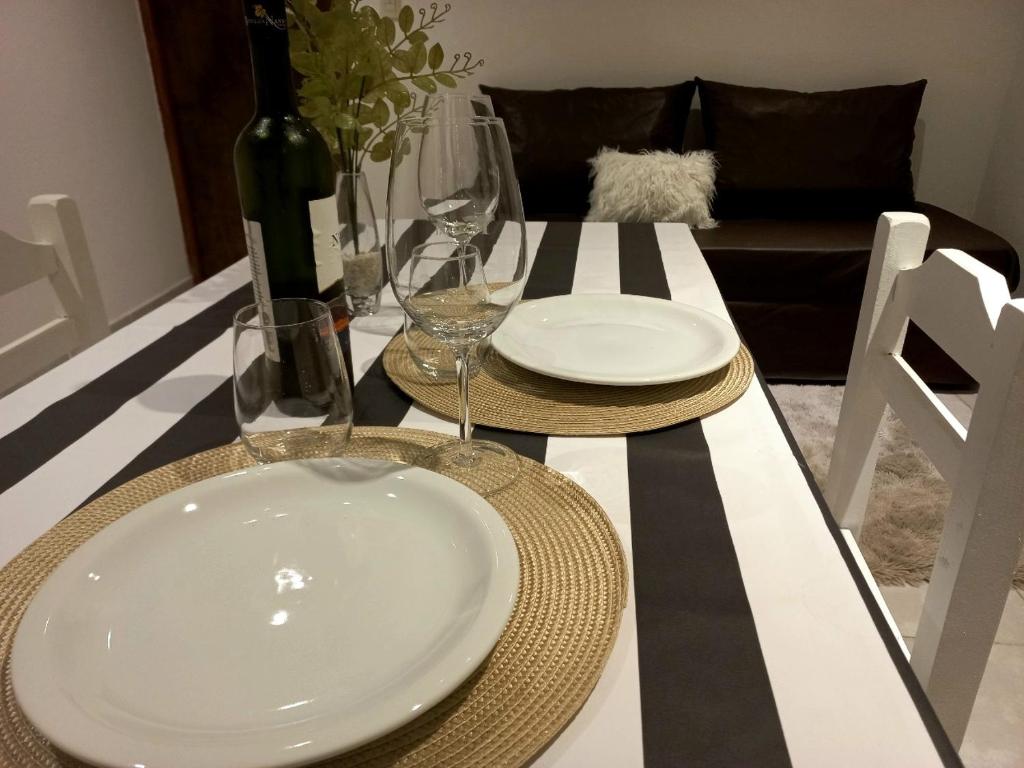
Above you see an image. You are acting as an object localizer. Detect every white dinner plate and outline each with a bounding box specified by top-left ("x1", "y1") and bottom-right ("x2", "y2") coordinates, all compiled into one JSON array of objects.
[
  {"x1": 12, "y1": 458, "x2": 519, "y2": 768},
  {"x1": 491, "y1": 294, "x2": 741, "y2": 385}
]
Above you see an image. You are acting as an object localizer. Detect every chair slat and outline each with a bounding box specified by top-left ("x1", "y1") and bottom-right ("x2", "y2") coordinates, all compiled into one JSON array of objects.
[
  {"x1": 899, "y1": 249, "x2": 1011, "y2": 384},
  {"x1": 878, "y1": 354, "x2": 966, "y2": 484}
]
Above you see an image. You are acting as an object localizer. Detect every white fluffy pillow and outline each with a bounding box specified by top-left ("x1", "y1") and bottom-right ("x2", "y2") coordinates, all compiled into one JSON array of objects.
[{"x1": 586, "y1": 148, "x2": 718, "y2": 228}]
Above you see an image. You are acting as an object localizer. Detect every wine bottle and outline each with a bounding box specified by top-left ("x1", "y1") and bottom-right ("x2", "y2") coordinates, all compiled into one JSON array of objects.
[{"x1": 233, "y1": 0, "x2": 353, "y2": 386}]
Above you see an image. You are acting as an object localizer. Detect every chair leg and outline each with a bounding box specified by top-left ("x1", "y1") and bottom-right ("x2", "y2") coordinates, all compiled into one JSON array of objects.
[{"x1": 825, "y1": 372, "x2": 887, "y2": 538}]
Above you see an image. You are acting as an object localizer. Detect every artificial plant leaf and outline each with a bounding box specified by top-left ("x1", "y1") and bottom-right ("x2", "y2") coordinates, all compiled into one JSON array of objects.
[
  {"x1": 358, "y1": 5, "x2": 380, "y2": 24},
  {"x1": 334, "y1": 112, "x2": 359, "y2": 132},
  {"x1": 389, "y1": 85, "x2": 412, "y2": 113},
  {"x1": 298, "y1": 78, "x2": 330, "y2": 98},
  {"x1": 344, "y1": 76, "x2": 368, "y2": 100},
  {"x1": 370, "y1": 142, "x2": 393, "y2": 163},
  {"x1": 428, "y1": 42, "x2": 444, "y2": 70},
  {"x1": 372, "y1": 99, "x2": 390, "y2": 127},
  {"x1": 392, "y1": 49, "x2": 412, "y2": 74},
  {"x1": 309, "y1": 96, "x2": 334, "y2": 117},
  {"x1": 398, "y1": 5, "x2": 414, "y2": 33},
  {"x1": 288, "y1": 26, "x2": 309, "y2": 54},
  {"x1": 290, "y1": 51, "x2": 319, "y2": 76},
  {"x1": 411, "y1": 76, "x2": 437, "y2": 93},
  {"x1": 380, "y1": 15, "x2": 396, "y2": 46},
  {"x1": 434, "y1": 72, "x2": 457, "y2": 88},
  {"x1": 409, "y1": 42, "x2": 427, "y2": 73}
]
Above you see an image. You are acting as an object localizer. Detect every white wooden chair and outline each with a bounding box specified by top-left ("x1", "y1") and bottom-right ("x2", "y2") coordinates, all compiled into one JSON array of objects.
[
  {"x1": 825, "y1": 212, "x2": 1024, "y2": 747},
  {"x1": 0, "y1": 195, "x2": 108, "y2": 393}
]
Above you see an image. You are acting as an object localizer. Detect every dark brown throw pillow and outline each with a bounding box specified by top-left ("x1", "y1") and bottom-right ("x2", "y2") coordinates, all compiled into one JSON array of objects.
[
  {"x1": 695, "y1": 78, "x2": 926, "y2": 219},
  {"x1": 480, "y1": 82, "x2": 696, "y2": 220}
]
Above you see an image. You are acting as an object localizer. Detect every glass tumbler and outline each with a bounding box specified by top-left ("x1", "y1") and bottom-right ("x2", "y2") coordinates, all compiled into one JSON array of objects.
[{"x1": 233, "y1": 298, "x2": 353, "y2": 463}]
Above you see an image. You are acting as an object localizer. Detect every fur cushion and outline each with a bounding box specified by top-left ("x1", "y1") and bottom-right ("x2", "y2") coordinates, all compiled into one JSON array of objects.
[{"x1": 586, "y1": 148, "x2": 717, "y2": 227}]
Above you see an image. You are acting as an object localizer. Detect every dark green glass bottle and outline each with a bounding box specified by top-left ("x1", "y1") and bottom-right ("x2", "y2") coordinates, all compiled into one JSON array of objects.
[{"x1": 234, "y1": 0, "x2": 353, "y2": 385}]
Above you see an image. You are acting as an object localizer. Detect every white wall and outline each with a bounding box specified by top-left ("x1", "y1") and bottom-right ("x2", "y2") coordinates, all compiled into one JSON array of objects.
[
  {"x1": 363, "y1": 0, "x2": 1024, "y2": 225},
  {"x1": 0, "y1": 1, "x2": 191, "y2": 348},
  {"x1": 975, "y1": 28, "x2": 1024, "y2": 263}
]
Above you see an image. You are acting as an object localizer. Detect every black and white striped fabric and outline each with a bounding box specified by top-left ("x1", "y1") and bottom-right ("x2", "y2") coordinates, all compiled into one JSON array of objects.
[{"x1": 0, "y1": 223, "x2": 960, "y2": 767}]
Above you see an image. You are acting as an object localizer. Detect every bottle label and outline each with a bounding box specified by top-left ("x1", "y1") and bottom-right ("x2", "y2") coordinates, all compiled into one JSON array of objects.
[
  {"x1": 308, "y1": 195, "x2": 345, "y2": 294},
  {"x1": 245, "y1": 4, "x2": 286, "y2": 29},
  {"x1": 242, "y1": 217, "x2": 280, "y2": 361}
]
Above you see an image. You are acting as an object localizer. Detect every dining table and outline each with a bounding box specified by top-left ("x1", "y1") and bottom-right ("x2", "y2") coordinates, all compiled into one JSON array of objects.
[{"x1": 0, "y1": 221, "x2": 961, "y2": 767}]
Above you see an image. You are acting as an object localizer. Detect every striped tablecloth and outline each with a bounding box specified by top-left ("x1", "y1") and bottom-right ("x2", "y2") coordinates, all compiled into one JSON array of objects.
[{"x1": 0, "y1": 222, "x2": 960, "y2": 767}]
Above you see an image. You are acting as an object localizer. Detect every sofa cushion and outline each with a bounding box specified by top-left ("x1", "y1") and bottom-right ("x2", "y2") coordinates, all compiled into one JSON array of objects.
[
  {"x1": 696, "y1": 78, "x2": 926, "y2": 219},
  {"x1": 480, "y1": 82, "x2": 696, "y2": 221},
  {"x1": 586, "y1": 148, "x2": 718, "y2": 227}
]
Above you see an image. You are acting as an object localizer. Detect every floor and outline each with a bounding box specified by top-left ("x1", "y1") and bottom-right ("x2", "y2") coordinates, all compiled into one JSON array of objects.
[
  {"x1": 879, "y1": 583, "x2": 1024, "y2": 767},
  {"x1": 855, "y1": 393, "x2": 1023, "y2": 767}
]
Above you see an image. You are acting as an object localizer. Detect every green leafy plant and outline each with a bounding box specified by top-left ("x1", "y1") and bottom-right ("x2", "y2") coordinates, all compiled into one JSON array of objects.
[{"x1": 286, "y1": 0, "x2": 484, "y2": 174}]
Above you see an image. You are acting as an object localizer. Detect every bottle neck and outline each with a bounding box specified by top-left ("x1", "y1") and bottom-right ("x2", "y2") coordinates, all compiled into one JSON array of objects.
[{"x1": 242, "y1": 0, "x2": 297, "y2": 115}]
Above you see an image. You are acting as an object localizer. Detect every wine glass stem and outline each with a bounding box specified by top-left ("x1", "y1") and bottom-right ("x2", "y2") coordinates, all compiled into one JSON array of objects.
[{"x1": 454, "y1": 343, "x2": 474, "y2": 460}]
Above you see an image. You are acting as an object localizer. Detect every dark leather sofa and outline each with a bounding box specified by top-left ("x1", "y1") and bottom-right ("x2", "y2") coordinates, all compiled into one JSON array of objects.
[{"x1": 482, "y1": 80, "x2": 1020, "y2": 386}]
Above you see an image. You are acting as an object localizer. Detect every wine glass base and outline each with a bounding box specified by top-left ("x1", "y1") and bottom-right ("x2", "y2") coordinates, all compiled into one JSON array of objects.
[{"x1": 418, "y1": 439, "x2": 521, "y2": 496}]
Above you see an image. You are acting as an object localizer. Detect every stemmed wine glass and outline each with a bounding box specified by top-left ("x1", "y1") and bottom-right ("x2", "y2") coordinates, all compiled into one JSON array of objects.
[{"x1": 386, "y1": 116, "x2": 527, "y2": 493}]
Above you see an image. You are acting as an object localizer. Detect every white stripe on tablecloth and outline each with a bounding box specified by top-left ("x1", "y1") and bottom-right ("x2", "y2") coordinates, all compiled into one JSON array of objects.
[
  {"x1": 0, "y1": 261, "x2": 249, "y2": 439},
  {"x1": 575, "y1": 222, "x2": 619, "y2": 293},
  {"x1": 538, "y1": 226, "x2": 645, "y2": 767},
  {"x1": 655, "y1": 224, "x2": 945, "y2": 766},
  {"x1": 0, "y1": 330, "x2": 233, "y2": 568}
]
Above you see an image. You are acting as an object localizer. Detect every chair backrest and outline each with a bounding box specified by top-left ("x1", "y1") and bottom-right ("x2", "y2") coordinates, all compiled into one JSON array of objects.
[
  {"x1": 825, "y1": 212, "x2": 1024, "y2": 747},
  {"x1": 0, "y1": 195, "x2": 108, "y2": 393}
]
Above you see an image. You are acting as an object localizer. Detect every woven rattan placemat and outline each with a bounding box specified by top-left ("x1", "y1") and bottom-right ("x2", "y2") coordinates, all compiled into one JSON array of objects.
[
  {"x1": 386, "y1": 332, "x2": 754, "y2": 435},
  {"x1": 0, "y1": 428, "x2": 627, "y2": 768}
]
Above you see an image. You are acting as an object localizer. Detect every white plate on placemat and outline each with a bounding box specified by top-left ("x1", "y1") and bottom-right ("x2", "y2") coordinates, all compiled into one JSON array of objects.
[
  {"x1": 491, "y1": 294, "x2": 740, "y2": 385},
  {"x1": 11, "y1": 458, "x2": 519, "y2": 768}
]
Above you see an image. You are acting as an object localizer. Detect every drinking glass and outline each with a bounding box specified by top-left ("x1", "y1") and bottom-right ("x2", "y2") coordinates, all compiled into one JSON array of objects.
[
  {"x1": 233, "y1": 298, "x2": 353, "y2": 463},
  {"x1": 387, "y1": 117, "x2": 527, "y2": 492}
]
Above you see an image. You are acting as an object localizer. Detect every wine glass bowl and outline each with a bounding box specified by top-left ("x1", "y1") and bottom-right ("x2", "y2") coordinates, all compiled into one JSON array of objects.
[
  {"x1": 415, "y1": 119, "x2": 501, "y2": 249},
  {"x1": 401, "y1": 243, "x2": 512, "y2": 345}
]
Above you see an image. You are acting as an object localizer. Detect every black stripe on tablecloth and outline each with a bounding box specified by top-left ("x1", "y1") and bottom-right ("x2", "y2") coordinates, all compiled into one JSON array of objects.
[
  {"x1": 619, "y1": 223, "x2": 791, "y2": 767},
  {"x1": 0, "y1": 282, "x2": 254, "y2": 495},
  {"x1": 521, "y1": 221, "x2": 580, "y2": 300},
  {"x1": 756, "y1": 371, "x2": 963, "y2": 767}
]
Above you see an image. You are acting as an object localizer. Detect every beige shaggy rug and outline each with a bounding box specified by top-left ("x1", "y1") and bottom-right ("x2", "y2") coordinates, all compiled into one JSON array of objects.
[{"x1": 770, "y1": 384, "x2": 1024, "y2": 589}]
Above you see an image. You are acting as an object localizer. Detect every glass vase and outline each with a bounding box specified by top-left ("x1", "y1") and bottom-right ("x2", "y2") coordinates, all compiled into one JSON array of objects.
[{"x1": 336, "y1": 171, "x2": 383, "y2": 317}]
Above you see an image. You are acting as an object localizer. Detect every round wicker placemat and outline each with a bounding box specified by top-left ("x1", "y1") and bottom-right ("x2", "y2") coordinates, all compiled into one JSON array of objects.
[
  {"x1": 0, "y1": 428, "x2": 627, "y2": 768},
  {"x1": 386, "y1": 331, "x2": 754, "y2": 435}
]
